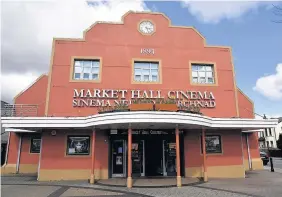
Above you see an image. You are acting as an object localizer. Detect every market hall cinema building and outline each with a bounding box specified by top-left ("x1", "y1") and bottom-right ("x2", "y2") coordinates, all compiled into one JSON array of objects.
[{"x1": 1, "y1": 11, "x2": 278, "y2": 187}]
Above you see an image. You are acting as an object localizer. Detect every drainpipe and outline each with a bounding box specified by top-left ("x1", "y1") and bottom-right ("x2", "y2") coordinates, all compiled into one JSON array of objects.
[
  {"x1": 37, "y1": 133, "x2": 43, "y2": 181},
  {"x1": 4, "y1": 132, "x2": 11, "y2": 166},
  {"x1": 246, "y1": 133, "x2": 252, "y2": 170},
  {"x1": 16, "y1": 133, "x2": 22, "y2": 173},
  {"x1": 240, "y1": 132, "x2": 245, "y2": 177}
]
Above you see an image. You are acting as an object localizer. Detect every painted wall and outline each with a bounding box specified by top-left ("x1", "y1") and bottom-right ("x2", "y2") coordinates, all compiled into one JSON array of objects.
[
  {"x1": 38, "y1": 130, "x2": 108, "y2": 181},
  {"x1": 15, "y1": 74, "x2": 48, "y2": 116},
  {"x1": 2, "y1": 75, "x2": 48, "y2": 174},
  {"x1": 237, "y1": 88, "x2": 262, "y2": 170},
  {"x1": 46, "y1": 11, "x2": 238, "y2": 118},
  {"x1": 19, "y1": 134, "x2": 40, "y2": 174},
  {"x1": 184, "y1": 130, "x2": 245, "y2": 178}
]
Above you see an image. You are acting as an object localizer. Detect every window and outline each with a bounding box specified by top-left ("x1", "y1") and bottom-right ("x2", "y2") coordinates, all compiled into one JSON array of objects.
[
  {"x1": 270, "y1": 141, "x2": 274, "y2": 147},
  {"x1": 266, "y1": 141, "x2": 269, "y2": 147},
  {"x1": 269, "y1": 129, "x2": 272, "y2": 136},
  {"x1": 265, "y1": 130, "x2": 268, "y2": 136},
  {"x1": 73, "y1": 60, "x2": 100, "y2": 80},
  {"x1": 191, "y1": 64, "x2": 215, "y2": 84},
  {"x1": 66, "y1": 136, "x2": 90, "y2": 155},
  {"x1": 200, "y1": 135, "x2": 222, "y2": 154},
  {"x1": 30, "y1": 137, "x2": 41, "y2": 153},
  {"x1": 262, "y1": 131, "x2": 264, "y2": 137},
  {"x1": 134, "y1": 61, "x2": 159, "y2": 82}
]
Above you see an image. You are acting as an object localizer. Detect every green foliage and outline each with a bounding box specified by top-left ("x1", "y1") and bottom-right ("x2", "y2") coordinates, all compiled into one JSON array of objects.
[{"x1": 114, "y1": 102, "x2": 129, "y2": 110}]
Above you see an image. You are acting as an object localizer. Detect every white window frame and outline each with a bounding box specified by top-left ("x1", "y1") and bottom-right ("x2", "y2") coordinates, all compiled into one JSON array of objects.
[
  {"x1": 73, "y1": 59, "x2": 100, "y2": 80},
  {"x1": 191, "y1": 64, "x2": 215, "y2": 84},
  {"x1": 134, "y1": 61, "x2": 159, "y2": 82}
]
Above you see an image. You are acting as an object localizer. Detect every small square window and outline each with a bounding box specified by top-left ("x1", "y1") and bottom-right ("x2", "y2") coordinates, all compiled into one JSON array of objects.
[
  {"x1": 66, "y1": 136, "x2": 90, "y2": 155},
  {"x1": 191, "y1": 63, "x2": 215, "y2": 84},
  {"x1": 30, "y1": 137, "x2": 41, "y2": 153},
  {"x1": 133, "y1": 61, "x2": 159, "y2": 83},
  {"x1": 200, "y1": 135, "x2": 222, "y2": 154},
  {"x1": 73, "y1": 59, "x2": 100, "y2": 81}
]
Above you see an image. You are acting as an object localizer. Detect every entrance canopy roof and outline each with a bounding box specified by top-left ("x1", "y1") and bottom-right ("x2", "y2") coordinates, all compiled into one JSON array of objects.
[{"x1": 1, "y1": 111, "x2": 278, "y2": 132}]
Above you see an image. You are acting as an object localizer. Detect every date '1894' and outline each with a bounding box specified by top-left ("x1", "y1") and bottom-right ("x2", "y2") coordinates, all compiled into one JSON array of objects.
[{"x1": 140, "y1": 48, "x2": 155, "y2": 55}]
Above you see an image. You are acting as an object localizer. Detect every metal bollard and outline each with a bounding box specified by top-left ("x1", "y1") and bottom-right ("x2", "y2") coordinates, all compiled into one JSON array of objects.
[{"x1": 270, "y1": 157, "x2": 274, "y2": 172}]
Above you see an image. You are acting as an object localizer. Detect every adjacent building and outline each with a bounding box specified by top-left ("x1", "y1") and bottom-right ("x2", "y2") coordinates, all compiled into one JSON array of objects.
[{"x1": 1, "y1": 11, "x2": 278, "y2": 187}]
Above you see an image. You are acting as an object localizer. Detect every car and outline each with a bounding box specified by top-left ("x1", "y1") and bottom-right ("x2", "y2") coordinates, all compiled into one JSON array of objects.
[{"x1": 260, "y1": 151, "x2": 269, "y2": 165}]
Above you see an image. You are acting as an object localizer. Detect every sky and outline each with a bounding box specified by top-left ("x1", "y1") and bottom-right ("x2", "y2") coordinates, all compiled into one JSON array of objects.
[{"x1": 1, "y1": 0, "x2": 282, "y2": 118}]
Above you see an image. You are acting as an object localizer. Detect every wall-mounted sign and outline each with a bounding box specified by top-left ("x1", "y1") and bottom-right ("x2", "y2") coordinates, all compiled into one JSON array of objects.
[
  {"x1": 141, "y1": 48, "x2": 155, "y2": 55},
  {"x1": 72, "y1": 89, "x2": 216, "y2": 108}
]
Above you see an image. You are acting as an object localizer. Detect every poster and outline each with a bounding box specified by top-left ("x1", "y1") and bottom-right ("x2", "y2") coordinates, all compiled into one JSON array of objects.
[{"x1": 116, "y1": 156, "x2": 122, "y2": 165}]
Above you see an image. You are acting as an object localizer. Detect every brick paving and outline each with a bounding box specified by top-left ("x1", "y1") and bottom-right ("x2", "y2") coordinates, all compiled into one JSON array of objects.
[{"x1": 2, "y1": 170, "x2": 282, "y2": 197}]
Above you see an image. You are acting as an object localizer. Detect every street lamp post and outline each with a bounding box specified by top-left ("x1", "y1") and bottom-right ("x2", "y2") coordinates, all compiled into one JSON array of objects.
[{"x1": 264, "y1": 114, "x2": 274, "y2": 172}]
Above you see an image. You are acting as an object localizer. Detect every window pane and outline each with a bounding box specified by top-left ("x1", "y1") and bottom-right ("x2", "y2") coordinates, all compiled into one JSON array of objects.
[
  {"x1": 152, "y1": 75, "x2": 158, "y2": 82},
  {"x1": 151, "y1": 69, "x2": 158, "y2": 76},
  {"x1": 151, "y1": 63, "x2": 158, "y2": 69},
  {"x1": 144, "y1": 75, "x2": 150, "y2": 81},
  {"x1": 83, "y1": 67, "x2": 91, "y2": 73},
  {"x1": 206, "y1": 66, "x2": 212, "y2": 71},
  {"x1": 135, "y1": 75, "x2": 141, "y2": 81},
  {"x1": 208, "y1": 78, "x2": 214, "y2": 83},
  {"x1": 134, "y1": 69, "x2": 141, "y2": 75},
  {"x1": 74, "y1": 73, "x2": 81, "y2": 79},
  {"x1": 206, "y1": 71, "x2": 213, "y2": 78},
  {"x1": 92, "y1": 61, "x2": 100, "y2": 67},
  {"x1": 92, "y1": 67, "x2": 99, "y2": 73},
  {"x1": 198, "y1": 66, "x2": 205, "y2": 71},
  {"x1": 83, "y1": 61, "x2": 92, "y2": 67},
  {"x1": 135, "y1": 62, "x2": 149, "y2": 69},
  {"x1": 192, "y1": 77, "x2": 198, "y2": 83},
  {"x1": 198, "y1": 71, "x2": 205, "y2": 77},
  {"x1": 200, "y1": 77, "x2": 206, "y2": 83},
  {"x1": 83, "y1": 73, "x2": 90, "y2": 79},
  {"x1": 192, "y1": 71, "x2": 198, "y2": 77},
  {"x1": 192, "y1": 65, "x2": 198, "y2": 71},
  {"x1": 74, "y1": 61, "x2": 81, "y2": 66},
  {"x1": 74, "y1": 66, "x2": 82, "y2": 73},
  {"x1": 92, "y1": 74, "x2": 99, "y2": 80},
  {"x1": 143, "y1": 69, "x2": 150, "y2": 75}
]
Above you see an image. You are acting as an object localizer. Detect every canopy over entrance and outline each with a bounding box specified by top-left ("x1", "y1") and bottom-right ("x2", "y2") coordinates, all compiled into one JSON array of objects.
[{"x1": 1, "y1": 111, "x2": 278, "y2": 132}]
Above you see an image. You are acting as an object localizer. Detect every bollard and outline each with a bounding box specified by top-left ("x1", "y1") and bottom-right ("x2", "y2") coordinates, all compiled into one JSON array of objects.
[{"x1": 270, "y1": 157, "x2": 274, "y2": 172}]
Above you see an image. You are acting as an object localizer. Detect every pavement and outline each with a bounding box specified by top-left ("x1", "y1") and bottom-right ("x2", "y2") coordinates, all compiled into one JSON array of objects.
[{"x1": 2, "y1": 169, "x2": 282, "y2": 197}]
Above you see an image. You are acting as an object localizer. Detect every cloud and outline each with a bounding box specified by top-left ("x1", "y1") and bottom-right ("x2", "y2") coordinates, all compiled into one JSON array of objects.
[
  {"x1": 253, "y1": 63, "x2": 282, "y2": 101},
  {"x1": 180, "y1": 1, "x2": 267, "y2": 23},
  {"x1": 0, "y1": 73, "x2": 39, "y2": 103},
  {"x1": 1, "y1": 0, "x2": 147, "y2": 102}
]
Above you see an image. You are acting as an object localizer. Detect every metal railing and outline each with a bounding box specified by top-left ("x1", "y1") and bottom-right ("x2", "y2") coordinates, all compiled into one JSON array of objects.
[{"x1": 1, "y1": 104, "x2": 38, "y2": 117}]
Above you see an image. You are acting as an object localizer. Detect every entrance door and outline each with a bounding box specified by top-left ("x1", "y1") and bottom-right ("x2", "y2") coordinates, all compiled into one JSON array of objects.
[
  {"x1": 132, "y1": 140, "x2": 145, "y2": 177},
  {"x1": 163, "y1": 140, "x2": 177, "y2": 176},
  {"x1": 145, "y1": 138, "x2": 163, "y2": 176},
  {"x1": 112, "y1": 140, "x2": 126, "y2": 177}
]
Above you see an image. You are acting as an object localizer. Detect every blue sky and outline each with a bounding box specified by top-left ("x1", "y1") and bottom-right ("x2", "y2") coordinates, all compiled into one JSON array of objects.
[
  {"x1": 144, "y1": 1, "x2": 282, "y2": 118},
  {"x1": 1, "y1": 0, "x2": 281, "y2": 118}
]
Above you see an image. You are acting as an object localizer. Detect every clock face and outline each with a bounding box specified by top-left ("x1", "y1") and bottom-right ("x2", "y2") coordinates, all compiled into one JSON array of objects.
[{"x1": 139, "y1": 21, "x2": 155, "y2": 34}]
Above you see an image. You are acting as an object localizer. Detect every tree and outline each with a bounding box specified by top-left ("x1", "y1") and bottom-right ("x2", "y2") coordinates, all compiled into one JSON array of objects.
[
  {"x1": 277, "y1": 134, "x2": 282, "y2": 150},
  {"x1": 272, "y1": 4, "x2": 282, "y2": 23}
]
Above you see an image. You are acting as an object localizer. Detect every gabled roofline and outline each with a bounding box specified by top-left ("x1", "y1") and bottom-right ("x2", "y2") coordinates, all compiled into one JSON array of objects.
[
  {"x1": 52, "y1": 10, "x2": 231, "y2": 50},
  {"x1": 13, "y1": 74, "x2": 48, "y2": 103}
]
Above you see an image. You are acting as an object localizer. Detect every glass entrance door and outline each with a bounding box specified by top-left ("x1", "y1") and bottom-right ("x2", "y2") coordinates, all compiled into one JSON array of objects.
[
  {"x1": 132, "y1": 140, "x2": 145, "y2": 177},
  {"x1": 163, "y1": 140, "x2": 177, "y2": 176},
  {"x1": 112, "y1": 140, "x2": 126, "y2": 177}
]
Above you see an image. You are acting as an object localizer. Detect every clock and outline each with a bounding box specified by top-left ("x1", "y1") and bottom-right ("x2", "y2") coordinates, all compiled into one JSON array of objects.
[{"x1": 139, "y1": 21, "x2": 155, "y2": 35}]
